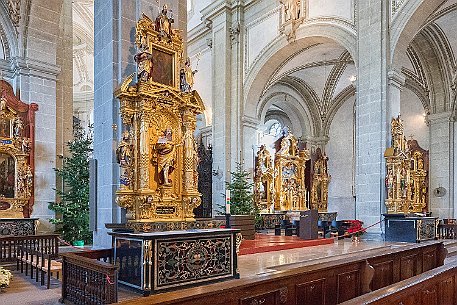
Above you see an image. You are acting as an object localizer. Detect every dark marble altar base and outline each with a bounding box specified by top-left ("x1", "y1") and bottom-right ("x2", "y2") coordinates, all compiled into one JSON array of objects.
[
  {"x1": 0, "y1": 218, "x2": 38, "y2": 236},
  {"x1": 110, "y1": 228, "x2": 240, "y2": 295},
  {"x1": 106, "y1": 218, "x2": 225, "y2": 233},
  {"x1": 318, "y1": 212, "x2": 338, "y2": 222},
  {"x1": 384, "y1": 214, "x2": 438, "y2": 243}
]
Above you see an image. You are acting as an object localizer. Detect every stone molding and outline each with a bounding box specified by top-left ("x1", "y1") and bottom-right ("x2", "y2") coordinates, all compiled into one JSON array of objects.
[
  {"x1": 10, "y1": 57, "x2": 61, "y2": 80},
  {"x1": 388, "y1": 70, "x2": 406, "y2": 90},
  {"x1": 427, "y1": 111, "x2": 453, "y2": 125},
  {"x1": 242, "y1": 115, "x2": 260, "y2": 129}
]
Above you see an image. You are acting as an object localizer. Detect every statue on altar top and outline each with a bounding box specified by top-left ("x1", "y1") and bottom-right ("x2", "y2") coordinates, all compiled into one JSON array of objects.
[
  {"x1": 155, "y1": 4, "x2": 174, "y2": 41},
  {"x1": 180, "y1": 57, "x2": 197, "y2": 92}
]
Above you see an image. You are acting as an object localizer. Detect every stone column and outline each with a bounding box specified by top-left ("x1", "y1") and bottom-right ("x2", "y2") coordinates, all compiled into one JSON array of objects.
[
  {"x1": 355, "y1": 0, "x2": 389, "y2": 232},
  {"x1": 242, "y1": 115, "x2": 260, "y2": 175},
  {"x1": 202, "y1": 3, "x2": 234, "y2": 214},
  {"x1": 428, "y1": 112, "x2": 453, "y2": 219},
  {"x1": 93, "y1": 0, "x2": 184, "y2": 248}
]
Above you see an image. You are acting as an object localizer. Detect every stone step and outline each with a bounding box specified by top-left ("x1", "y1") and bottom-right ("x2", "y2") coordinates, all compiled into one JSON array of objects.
[{"x1": 445, "y1": 245, "x2": 457, "y2": 257}]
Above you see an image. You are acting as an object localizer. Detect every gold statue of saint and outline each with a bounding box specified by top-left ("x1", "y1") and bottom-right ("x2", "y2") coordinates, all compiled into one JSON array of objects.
[
  {"x1": 155, "y1": 4, "x2": 173, "y2": 41},
  {"x1": 156, "y1": 128, "x2": 176, "y2": 185},
  {"x1": 116, "y1": 130, "x2": 132, "y2": 167}
]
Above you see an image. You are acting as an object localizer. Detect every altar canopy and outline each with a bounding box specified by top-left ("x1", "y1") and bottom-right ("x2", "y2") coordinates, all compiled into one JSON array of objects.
[
  {"x1": 384, "y1": 116, "x2": 429, "y2": 214},
  {"x1": 0, "y1": 81, "x2": 36, "y2": 218},
  {"x1": 114, "y1": 11, "x2": 204, "y2": 223}
]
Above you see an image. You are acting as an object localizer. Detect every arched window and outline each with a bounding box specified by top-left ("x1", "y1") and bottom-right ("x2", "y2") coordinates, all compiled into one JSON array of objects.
[{"x1": 269, "y1": 121, "x2": 282, "y2": 137}]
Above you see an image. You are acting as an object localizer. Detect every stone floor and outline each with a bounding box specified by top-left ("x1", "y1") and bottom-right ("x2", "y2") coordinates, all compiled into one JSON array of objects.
[{"x1": 0, "y1": 237, "x2": 427, "y2": 305}]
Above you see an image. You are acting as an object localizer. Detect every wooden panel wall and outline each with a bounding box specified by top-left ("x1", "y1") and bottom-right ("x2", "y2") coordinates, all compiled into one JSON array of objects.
[{"x1": 340, "y1": 259, "x2": 457, "y2": 305}]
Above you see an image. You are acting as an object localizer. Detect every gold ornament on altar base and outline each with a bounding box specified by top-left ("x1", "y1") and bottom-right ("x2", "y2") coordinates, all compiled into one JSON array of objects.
[
  {"x1": 384, "y1": 116, "x2": 429, "y2": 214},
  {"x1": 114, "y1": 10, "x2": 204, "y2": 223}
]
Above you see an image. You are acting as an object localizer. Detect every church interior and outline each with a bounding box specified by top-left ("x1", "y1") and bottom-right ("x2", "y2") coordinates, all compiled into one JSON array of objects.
[{"x1": 0, "y1": 0, "x2": 457, "y2": 304}]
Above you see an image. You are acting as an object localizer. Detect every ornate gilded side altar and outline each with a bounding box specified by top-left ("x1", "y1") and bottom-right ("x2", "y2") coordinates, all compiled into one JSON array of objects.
[
  {"x1": 274, "y1": 131, "x2": 310, "y2": 211},
  {"x1": 114, "y1": 11, "x2": 204, "y2": 224},
  {"x1": 384, "y1": 116, "x2": 429, "y2": 214},
  {"x1": 0, "y1": 81, "x2": 36, "y2": 219},
  {"x1": 408, "y1": 139, "x2": 429, "y2": 212},
  {"x1": 310, "y1": 148, "x2": 330, "y2": 212},
  {"x1": 253, "y1": 145, "x2": 274, "y2": 213}
]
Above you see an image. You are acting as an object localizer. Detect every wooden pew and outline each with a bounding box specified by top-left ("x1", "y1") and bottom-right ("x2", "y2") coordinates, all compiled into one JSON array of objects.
[
  {"x1": 339, "y1": 258, "x2": 457, "y2": 305},
  {"x1": 15, "y1": 234, "x2": 61, "y2": 289},
  {"x1": 115, "y1": 241, "x2": 445, "y2": 305}
]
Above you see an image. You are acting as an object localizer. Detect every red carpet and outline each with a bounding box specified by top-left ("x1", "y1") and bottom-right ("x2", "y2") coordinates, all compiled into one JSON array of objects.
[{"x1": 239, "y1": 234, "x2": 334, "y2": 255}]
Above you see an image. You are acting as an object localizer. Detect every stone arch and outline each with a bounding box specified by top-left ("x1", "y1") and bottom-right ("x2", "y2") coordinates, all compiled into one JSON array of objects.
[
  {"x1": 257, "y1": 82, "x2": 315, "y2": 138},
  {"x1": 243, "y1": 21, "x2": 356, "y2": 121},
  {"x1": 322, "y1": 85, "x2": 355, "y2": 137},
  {"x1": 390, "y1": 0, "x2": 444, "y2": 69},
  {"x1": 0, "y1": 3, "x2": 19, "y2": 60}
]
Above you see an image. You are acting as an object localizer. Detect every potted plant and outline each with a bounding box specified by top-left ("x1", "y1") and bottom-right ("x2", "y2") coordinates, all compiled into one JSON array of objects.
[
  {"x1": 0, "y1": 267, "x2": 12, "y2": 291},
  {"x1": 49, "y1": 124, "x2": 93, "y2": 246},
  {"x1": 216, "y1": 162, "x2": 258, "y2": 240}
]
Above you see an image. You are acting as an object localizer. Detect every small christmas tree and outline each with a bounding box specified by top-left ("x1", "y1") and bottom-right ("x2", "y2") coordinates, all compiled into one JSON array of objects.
[
  {"x1": 49, "y1": 123, "x2": 93, "y2": 244},
  {"x1": 224, "y1": 162, "x2": 257, "y2": 215}
]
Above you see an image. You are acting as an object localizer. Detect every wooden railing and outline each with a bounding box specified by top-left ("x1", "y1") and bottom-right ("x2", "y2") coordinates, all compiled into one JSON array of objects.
[
  {"x1": 0, "y1": 234, "x2": 59, "y2": 262},
  {"x1": 340, "y1": 258, "x2": 457, "y2": 305},
  {"x1": 117, "y1": 241, "x2": 446, "y2": 305},
  {"x1": 61, "y1": 249, "x2": 118, "y2": 305}
]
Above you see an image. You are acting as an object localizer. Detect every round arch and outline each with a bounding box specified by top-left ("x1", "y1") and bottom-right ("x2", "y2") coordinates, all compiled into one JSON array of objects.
[
  {"x1": 257, "y1": 84, "x2": 315, "y2": 138},
  {"x1": 243, "y1": 20, "x2": 357, "y2": 120},
  {"x1": 390, "y1": 0, "x2": 444, "y2": 69}
]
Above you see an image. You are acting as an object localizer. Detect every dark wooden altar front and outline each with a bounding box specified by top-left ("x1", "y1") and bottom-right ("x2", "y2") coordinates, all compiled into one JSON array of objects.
[
  {"x1": 384, "y1": 214, "x2": 438, "y2": 242},
  {"x1": 110, "y1": 228, "x2": 240, "y2": 295}
]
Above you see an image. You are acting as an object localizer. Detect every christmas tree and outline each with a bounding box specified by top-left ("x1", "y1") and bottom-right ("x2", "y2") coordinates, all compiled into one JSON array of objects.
[
  {"x1": 224, "y1": 162, "x2": 257, "y2": 215},
  {"x1": 49, "y1": 123, "x2": 93, "y2": 244}
]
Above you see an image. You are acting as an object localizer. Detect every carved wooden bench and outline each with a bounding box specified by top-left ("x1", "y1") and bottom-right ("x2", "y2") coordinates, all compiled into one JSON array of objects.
[{"x1": 15, "y1": 234, "x2": 61, "y2": 289}]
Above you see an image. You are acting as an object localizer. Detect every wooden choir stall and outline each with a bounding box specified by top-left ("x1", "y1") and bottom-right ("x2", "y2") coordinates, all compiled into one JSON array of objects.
[
  {"x1": 0, "y1": 80, "x2": 37, "y2": 236},
  {"x1": 383, "y1": 115, "x2": 436, "y2": 242},
  {"x1": 109, "y1": 9, "x2": 239, "y2": 295}
]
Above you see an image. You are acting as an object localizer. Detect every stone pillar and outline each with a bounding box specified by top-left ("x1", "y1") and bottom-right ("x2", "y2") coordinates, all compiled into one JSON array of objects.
[
  {"x1": 203, "y1": 3, "x2": 234, "y2": 214},
  {"x1": 428, "y1": 112, "x2": 453, "y2": 219},
  {"x1": 242, "y1": 116, "x2": 260, "y2": 175},
  {"x1": 93, "y1": 0, "x2": 185, "y2": 248},
  {"x1": 355, "y1": 0, "x2": 389, "y2": 232}
]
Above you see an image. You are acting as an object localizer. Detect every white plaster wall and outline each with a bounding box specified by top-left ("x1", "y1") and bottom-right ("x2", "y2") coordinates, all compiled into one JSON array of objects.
[
  {"x1": 400, "y1": 87, "x2": 429, "y2": 149},
  {"x1": 192, "y1": 48, "x2": 212, "y2": 125},
  {"x1": 187, "y1": 0, "x2": 211, "y2": 31},
  {"x1": 246, "y1": 9, "x2": 280, "y2": 68},
  {"x1": 308, "y1": 0, "x2": 353, "y2": 21},
  {"x1": 327, "y1": 96, "x2": 355, "y2": 220}
]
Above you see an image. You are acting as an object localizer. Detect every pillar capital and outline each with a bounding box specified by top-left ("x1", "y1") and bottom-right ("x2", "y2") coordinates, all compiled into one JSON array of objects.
[{"x1": 388, "y1": 70, "x2": 406, "y2": 90}]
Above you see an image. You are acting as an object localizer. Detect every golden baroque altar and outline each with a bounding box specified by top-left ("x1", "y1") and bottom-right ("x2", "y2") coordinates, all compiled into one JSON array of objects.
[{"x1": 114, "y1": 11, "x2": 204, "y2": 223}]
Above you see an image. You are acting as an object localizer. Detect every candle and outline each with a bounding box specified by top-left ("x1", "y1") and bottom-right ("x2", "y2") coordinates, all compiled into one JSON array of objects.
[{"x1": 225, "y1": 190, "x2": 231, "y2": 214}]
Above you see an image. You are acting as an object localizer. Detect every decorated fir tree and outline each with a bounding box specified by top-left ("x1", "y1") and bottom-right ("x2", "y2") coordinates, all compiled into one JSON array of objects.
[
  {"x1": 224, "y1": 162, "x2": 257, "y2": 215},
  {"x1": 49, "y1": 123, "x2": 93, "y2": 244}
]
